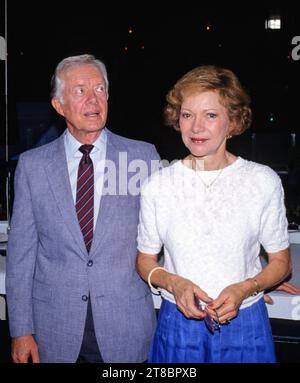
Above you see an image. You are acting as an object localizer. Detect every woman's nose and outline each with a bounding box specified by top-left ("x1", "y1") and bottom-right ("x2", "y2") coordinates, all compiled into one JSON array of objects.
[{"x1": 191, "y1": 118, "x2": 205, "y2": 133}]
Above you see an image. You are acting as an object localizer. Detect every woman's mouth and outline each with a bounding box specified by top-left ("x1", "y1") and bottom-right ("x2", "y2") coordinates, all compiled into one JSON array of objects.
[{"x1": 191, "y1": 138, "x2": 208, "y2": 144}]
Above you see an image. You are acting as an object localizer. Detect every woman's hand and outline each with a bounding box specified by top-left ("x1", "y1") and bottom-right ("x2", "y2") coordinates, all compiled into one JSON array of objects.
[
  {"x1": 205, "y1": 282, "x2": 248, "y2": 324},
  {"x1": 169, "y1": 274, "x2": 213, "y2": 320}
]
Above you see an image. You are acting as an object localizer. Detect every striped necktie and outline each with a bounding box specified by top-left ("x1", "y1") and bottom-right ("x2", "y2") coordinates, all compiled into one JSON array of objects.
[{"x1": 76, "y1": 144, "x2": 94, "y2": 253}]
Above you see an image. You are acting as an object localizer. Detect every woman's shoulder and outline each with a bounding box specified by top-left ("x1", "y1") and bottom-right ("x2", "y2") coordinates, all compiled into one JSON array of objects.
[
  {"x1": 238, "y1": 157, "x2": 282, "y2": 189},
  {"x1": 141, "y1": 160, "x2": 183, "y2": 195}
]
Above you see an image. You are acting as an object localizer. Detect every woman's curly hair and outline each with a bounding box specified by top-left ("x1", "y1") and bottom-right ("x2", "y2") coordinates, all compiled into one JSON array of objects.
[{"x1": 164, "y1": 65, "x2": 252, "y2": 135}]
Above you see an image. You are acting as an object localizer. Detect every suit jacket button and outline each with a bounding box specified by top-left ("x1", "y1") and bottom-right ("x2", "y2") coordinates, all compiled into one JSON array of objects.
[
  {"x1": 87, "y1": 260, "x2": 93, "y2": 267},
  {"x1": 82, "y1": 295, "x2": 88, "y2": 301}
]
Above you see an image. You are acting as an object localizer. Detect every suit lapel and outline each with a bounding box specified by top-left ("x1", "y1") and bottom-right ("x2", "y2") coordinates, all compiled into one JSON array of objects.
[
  {"x1": 45, "y1": 136, "x2": 87, "y2": 259},
  {"x1": 90, "y1": 131, "x2": 122, "y2": 256}
]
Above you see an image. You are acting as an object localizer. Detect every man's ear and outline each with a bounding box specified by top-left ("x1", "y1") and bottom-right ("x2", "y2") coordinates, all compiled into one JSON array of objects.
[{"x1": 51, "y1": 97, "x2": 65, "y2": 117}]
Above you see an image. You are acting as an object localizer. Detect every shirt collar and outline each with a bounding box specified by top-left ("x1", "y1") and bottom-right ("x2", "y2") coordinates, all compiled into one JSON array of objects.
[{"x1": 64, "y1": 128, "x2": 107, "y2": 158}]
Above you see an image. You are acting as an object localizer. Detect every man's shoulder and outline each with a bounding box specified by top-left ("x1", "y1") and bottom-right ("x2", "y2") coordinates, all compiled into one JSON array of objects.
[
  {"x1": 19, "y1": 136, "x2": 62, "y2": 162},
  {"x1": 107, "y1": 130, "x2": 156, "y2": 152}
]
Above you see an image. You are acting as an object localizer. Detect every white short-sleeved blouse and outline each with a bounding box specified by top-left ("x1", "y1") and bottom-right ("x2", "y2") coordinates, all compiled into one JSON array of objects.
[{"x1": 137, "y1": 157, "x2": 289, "y2": 309}]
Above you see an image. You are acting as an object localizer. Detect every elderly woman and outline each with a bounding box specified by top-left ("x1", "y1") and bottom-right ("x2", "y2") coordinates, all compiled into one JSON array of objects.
[{"x1": 136, "y1": 65, "x2": 292, "y2": 363}]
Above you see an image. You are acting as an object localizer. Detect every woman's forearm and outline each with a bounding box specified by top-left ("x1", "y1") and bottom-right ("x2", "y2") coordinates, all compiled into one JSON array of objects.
[
  {"x1": 136, "y1": 251, "x2": 178, "y2": 293},
  {"x1": 243, "y1": 249, "x2": 292, "y2": 298}
]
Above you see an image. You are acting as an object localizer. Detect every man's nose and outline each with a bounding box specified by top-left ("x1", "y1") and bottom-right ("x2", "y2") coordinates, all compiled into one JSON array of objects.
[{"x1": 86, "y1": 89, "x2": 98, "y2": 103}]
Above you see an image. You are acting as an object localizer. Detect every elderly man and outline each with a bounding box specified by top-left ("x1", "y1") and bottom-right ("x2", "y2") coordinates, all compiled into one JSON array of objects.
[{"x1": 6, "y1": 54, "x2": 160, "y2": 363}]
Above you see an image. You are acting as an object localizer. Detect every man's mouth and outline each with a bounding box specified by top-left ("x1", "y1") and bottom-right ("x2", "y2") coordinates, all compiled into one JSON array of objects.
[{"x1": 84, "y1": 112, "x2": 100, "y2": 117}]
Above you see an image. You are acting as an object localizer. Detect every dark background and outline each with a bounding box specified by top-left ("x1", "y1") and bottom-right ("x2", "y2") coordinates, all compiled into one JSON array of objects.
[{"x1": 2, "y1": 1, "x2": 300, "y2": 146}]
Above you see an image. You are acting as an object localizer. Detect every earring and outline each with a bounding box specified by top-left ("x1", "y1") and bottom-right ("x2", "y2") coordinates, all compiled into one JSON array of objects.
[{"x1": 227, "y1": 135, "x2": 232, "y2": 139}]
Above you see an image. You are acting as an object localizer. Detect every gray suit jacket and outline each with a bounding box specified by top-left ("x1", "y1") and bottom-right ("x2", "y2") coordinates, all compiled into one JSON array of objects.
[{"x1": 6, "y1": 129, "x2": 160, "y2": 362}]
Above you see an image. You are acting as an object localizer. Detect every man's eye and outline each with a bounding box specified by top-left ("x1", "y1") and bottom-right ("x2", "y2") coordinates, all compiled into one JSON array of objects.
[
  {"x1": 75, "y1": 88, "x2": 85, "y2": 95},
  {"x1": 95, "y1": 85, "x2": 105, "y2": 93}
]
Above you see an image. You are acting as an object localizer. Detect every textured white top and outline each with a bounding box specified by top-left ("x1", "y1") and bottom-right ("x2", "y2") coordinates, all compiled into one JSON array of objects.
[{"x1": 137, "y1": 157, "x2": 289, "y2": 309}]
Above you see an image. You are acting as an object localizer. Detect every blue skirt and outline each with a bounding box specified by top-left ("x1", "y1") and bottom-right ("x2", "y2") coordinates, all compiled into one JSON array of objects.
[{"x1": 149, "y1": 298, "x2": 276, "y2": 363}]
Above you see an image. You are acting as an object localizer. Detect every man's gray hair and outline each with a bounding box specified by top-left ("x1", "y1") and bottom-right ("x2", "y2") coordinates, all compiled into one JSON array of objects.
[{"x1": 51, "y1": 54, "x2": 109, "y2": 103}]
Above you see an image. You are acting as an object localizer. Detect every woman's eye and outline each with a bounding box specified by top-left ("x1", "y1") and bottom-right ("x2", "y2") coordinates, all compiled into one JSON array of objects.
[
  {"x1": 181, "y1": 112, "x2": 191, "y2": 119},
  {"x1": 208, "y1": 113, "x2": 217, "y2": 118}
]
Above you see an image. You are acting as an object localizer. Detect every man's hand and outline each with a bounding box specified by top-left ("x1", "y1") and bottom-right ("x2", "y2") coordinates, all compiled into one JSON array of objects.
[
  {"x1": 11, "y1": 335, "x2": 40, "y2": 363},
  {"x1": 264, "y1": 281, "x2": 300, "y2": 305},
  {"x1": 275, "y1": 281, "x2": 300, "y2": 294}
]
